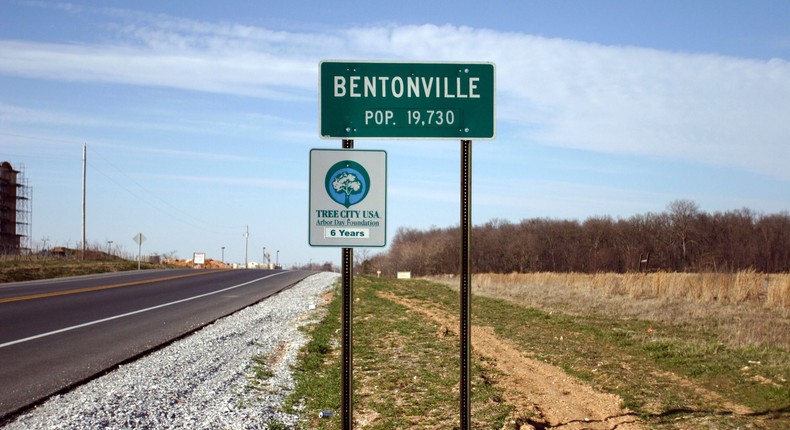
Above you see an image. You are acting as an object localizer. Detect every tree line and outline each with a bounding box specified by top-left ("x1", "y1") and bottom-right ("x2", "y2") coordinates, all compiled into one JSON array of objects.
[{"x1": 362, "y1": 200, "x2": 790, "y2": 276}]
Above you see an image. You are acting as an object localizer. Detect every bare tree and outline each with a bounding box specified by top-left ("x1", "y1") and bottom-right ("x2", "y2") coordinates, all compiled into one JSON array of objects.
[
  {"x1": 667, "y1": 199, "x2": 700, "y2": 271},
  {"x1": 370, "y1": 201, "x2": 790, "y2": 275}
]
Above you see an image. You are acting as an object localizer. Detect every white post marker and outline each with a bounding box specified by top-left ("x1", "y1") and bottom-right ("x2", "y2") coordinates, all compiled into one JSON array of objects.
[{"x1": 133, "y1": 233, "x2": 146, "y2": 270}]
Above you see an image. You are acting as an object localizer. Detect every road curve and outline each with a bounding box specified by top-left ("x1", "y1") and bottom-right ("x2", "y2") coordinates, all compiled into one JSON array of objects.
[{"x1": 0, "y1": 268, "x2": 316, "y2": 421}]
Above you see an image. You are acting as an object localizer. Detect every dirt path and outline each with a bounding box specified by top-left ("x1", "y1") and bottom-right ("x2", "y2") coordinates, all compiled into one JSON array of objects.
[{"x1": 379, "y1": 292, "x2": 646, "y2": 430}]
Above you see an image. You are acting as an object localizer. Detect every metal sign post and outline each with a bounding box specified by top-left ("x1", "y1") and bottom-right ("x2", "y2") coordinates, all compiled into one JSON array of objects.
[
  {"x1": 341, "y1": 246, "x2": 353, "y2": 429},
  {"x1": 460, "y1": 139, "x2": 472, "y2": 429},
  {"x1": 341, "y1": 138, "x2": 354, "y2": 430}
]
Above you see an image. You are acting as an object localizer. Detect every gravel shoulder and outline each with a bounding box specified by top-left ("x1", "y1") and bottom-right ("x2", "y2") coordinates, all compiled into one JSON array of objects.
[{"x1": 3, "y1": 272, "x2": 339, "y2": 430}]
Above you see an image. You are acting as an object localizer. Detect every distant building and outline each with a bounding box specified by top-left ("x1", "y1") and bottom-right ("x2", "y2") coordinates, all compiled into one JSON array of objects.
[{"x1": 0, "y1": 161, "x2": 32, "y2": 254}]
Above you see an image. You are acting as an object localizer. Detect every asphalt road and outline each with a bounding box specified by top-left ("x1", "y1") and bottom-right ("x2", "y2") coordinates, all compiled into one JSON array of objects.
[{"x1": 0, "y1": 268, "x2": 315, "y2": 420}]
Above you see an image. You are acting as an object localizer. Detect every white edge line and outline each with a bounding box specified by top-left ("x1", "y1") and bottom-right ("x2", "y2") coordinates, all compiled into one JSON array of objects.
[{"x1": 0, "y1": 272, "x2": 290, "y2": 349}]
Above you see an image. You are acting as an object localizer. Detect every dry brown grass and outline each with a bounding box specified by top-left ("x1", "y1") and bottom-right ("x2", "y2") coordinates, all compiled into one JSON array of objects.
[{"x1": 427, "y1": 271, "x2": 790, "y2": 350}]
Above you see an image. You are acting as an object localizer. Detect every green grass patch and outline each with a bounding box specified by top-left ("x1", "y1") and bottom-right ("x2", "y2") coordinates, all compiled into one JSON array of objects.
[
  {"x1": 286, "y1": 277, "x2": 511, "y2": 429},
  {"x1": 251, "y1": 355, "x2": 275, "y2": 381},
  {"x1": 285, "y1": 283, "x2": 342, "y2": 429}
]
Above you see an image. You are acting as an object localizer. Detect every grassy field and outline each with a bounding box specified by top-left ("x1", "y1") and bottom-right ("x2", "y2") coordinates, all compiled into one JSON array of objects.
[
  {"x1": 286, "y1": 275, "x2": 789, "y2": 429},
  {"x1": 430, "y1": 272, "x2": 790, "y2": 350},
  {"x1": 0, "y1": 255, "x2": 163, "y2": 283}
]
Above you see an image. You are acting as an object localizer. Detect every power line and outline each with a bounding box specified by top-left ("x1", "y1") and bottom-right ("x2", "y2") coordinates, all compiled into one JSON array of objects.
[{"x1": 86, "y1": 145, "x2": 239, "y2": 235}]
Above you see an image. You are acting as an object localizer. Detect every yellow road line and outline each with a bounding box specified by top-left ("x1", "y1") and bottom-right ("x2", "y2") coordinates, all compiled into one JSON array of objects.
[{"x1": 0, "y1": 270, "x2": 229, "y2": 304}]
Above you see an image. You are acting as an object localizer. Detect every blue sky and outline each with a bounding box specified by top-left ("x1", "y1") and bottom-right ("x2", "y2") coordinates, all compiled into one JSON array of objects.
[{"x1": 1, "y1": 1, "x2": 789, "y2": 267}]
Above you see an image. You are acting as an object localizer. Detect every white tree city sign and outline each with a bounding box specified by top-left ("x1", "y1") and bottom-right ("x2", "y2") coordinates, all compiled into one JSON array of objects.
[{"x1": 309, "y1": 149, "x2": 387, "y2": 247}]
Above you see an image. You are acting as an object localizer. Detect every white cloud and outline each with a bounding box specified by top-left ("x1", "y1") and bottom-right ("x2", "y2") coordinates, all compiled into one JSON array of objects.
[
  {"x1": 0, "y1": 40, "x2": 314, "y2": 100},
  {"x1": 1, "y1": 16, "x2": 789, "y2": 180}
]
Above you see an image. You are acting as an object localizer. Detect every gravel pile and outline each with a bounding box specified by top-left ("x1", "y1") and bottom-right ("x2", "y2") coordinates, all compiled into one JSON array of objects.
[{"x1": 4, "y1": 272, "x2": 339, "y2": 430}]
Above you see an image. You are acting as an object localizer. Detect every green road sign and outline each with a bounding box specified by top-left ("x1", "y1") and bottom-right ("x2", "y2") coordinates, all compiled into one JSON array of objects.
[{"x1": 320, "y1": 61, "x2": 495, "y2": 139}]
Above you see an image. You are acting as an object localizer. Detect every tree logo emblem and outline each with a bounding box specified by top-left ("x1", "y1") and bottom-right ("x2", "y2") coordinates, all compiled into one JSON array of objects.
[{"x1": 325, "y1": 160, "x2": 370, "y2": 208}]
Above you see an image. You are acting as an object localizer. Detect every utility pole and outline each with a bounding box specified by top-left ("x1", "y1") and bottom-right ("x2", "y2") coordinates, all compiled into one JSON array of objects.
[
  {"x1": 82, "y1": 144, "x2": 87, "y2": 260},
  {"x1": 244, "y1": 226, "x2": 249, "y2": 269}
]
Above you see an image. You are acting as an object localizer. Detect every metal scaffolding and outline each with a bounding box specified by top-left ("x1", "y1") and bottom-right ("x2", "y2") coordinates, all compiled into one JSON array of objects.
[{"x1": 1, "y1": 161, "x2": 32, "y2": 254}]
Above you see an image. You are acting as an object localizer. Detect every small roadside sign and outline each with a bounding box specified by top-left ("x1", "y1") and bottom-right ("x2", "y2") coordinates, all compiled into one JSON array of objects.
[{"x1": 309, "y1": 149, "x2": 387, "y2": 247}]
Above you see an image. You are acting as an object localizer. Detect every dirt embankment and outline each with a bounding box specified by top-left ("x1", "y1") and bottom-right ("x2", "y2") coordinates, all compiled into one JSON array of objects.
[{"x1": 162, "y1": 258, "x2": 229, "y2": 269}]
